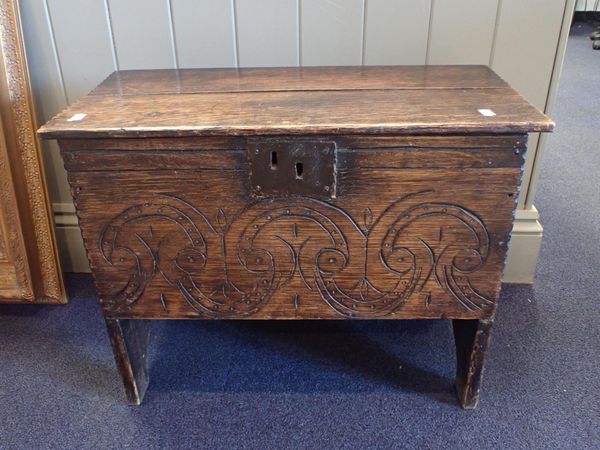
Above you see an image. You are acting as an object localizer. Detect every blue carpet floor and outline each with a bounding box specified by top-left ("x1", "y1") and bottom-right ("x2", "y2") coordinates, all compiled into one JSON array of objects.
[{"x1": 1, "y1": 23, "x2": 599, "y2": 450}]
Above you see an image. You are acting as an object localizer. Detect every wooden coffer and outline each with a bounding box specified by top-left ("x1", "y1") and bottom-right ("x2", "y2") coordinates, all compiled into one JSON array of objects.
[{"x1": 39, "y1": 66, "x2": 553, "y2": 407}]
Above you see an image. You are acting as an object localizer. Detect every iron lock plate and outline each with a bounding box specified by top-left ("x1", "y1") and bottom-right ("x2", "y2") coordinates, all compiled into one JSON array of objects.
[{"x1": 247, "y1": 139, "x2": 337, "y2": 198}]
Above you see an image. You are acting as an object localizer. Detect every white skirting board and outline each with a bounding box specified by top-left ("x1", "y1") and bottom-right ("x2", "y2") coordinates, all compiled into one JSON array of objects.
[
  {"x1": 52, "y1": 203, "x2": 89, "y2": 273},
  {"x1": 502, "y1": 206, "x2": 544, "y2": 284},
  {"x1": 53, "y1": 203, "x2": 545, "y2": 284}
]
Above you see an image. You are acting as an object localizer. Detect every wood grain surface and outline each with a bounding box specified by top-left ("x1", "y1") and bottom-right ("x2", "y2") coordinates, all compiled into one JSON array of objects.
[
  {"x1": 38, "y1": 66, "x2": 553, "y2": 139},
  {"x1": 88, "y1": 66, "x2": 510, "y2": 96},
  {"x1": 40, "y1": 65, "x2": 553, "y2": 406},
  {"x1": 62, "y1": 134, "x2": 525, "y2": 321},
  {"x1": 42, "y1": 69, "x2": 541, "y2": 319},
  {"x1": 453, "y1": 319, "x2": 493, "y2": 409}
]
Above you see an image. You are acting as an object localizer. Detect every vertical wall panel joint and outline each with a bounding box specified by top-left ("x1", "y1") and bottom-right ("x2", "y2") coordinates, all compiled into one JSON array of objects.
[
  {"x1": 360, "y1": 0, "x2": 367, "y2": 65},
  {"x1": 488, "y1": 0, "x2": 503, "y2": 67},
  {"x1": 524, "y1": 0, "x2": 574, "y2": 208},
  {"x1": 103, "y1": 0, "x2": 119, "y2": 71},
  {"x1": 166, "y1": 0, "x2": 179, "y2": 68},
  {"x1": 42, "y1": 0, "x2": 68, "y2": 105},
  {"x1": 541, "y1": 0, "x2": 570, "y2": 115},
  {"x1": 425, "y1": 0, "x2": 435, "y2": 65},
  {"x1": 297, "y1": 0, "x2": 302, "y2": 66},
  {"x1": 231, "y1": 0, "x2": 239, "y2": 67}
]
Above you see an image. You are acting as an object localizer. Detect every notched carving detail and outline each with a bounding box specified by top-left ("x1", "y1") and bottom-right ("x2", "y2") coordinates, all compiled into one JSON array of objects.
[{"x1": 99, "y1": 192, "x2": 493, "y2": 318}]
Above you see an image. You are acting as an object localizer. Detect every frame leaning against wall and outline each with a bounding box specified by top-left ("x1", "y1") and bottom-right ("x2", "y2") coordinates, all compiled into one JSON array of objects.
[{"x1": 0, "y1": 0, "x2": 65, "y2": 304}]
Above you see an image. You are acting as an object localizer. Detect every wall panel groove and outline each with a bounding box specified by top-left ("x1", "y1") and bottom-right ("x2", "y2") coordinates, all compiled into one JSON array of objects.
[
  {"x1": 171, "y1": 0, "x2": 235, "y2": 68},
  {"x1": 41, "y1": 0, "x2": 67, "y2": 105},
  {"x1": 364, "y1": 0, "x2": 431, "y2": 65},
  {"x1": 488, "y1": 0, "x2": 503, "y2": 66},
  {"x1": 296, "y1": 0, "x2": 301, "y2": 65},
  {"x1": 48, "y1": 0, "x2": 116, "y2": 102},
  {"x1": 301, "y1": 0, "x2": 363, "y2": 66},
  {"x1": 360, "y1": 0, "x2": 366, "y2": 65},
  {"x1": 425, "y1": 0, "x2": 435, "y2": 64},
  {"x1": 524, "y1": 0, "x2": 574, "y2": 208},
  {"x1": 490, "y1": 0, "x2": 570, "y2": 208},
  {"x1": 103, "y1": 0, "x2": 119, "y2": 71},
  {"x1": 231, "y1": 0, "x2": 239, "y2": 67},
  {"x1": 108, "y1": 0, "x2": 175, "y2": 70},
  {"x1": 236, "y1": 0, "x2": 297, "y2": 67},
  {"x1": 428, "y1": 0, "x2": 499, "y2": 65},
  {"x1": 166, "y1": 0, "x2": 179, "y2": 68}
]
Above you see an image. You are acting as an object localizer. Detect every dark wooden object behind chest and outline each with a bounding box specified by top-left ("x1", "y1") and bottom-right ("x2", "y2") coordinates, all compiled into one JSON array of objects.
[{"x1": 39, "y1": 66, "x2": 553, "y2": 407}]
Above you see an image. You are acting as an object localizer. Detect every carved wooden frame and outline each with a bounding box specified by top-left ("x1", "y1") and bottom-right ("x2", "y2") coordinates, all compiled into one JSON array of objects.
[{"x1": 0, "y1": 0, "x2": 65, "y2": 303}]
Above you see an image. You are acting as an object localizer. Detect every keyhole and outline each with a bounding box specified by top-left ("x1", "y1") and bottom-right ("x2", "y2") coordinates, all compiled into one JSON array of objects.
[
  {"x1": 270, "y1": 151, "x2": 278, "y2": 169},
  {"x1": 295, "y1": 162, "x2": 304, "y2": 180}
]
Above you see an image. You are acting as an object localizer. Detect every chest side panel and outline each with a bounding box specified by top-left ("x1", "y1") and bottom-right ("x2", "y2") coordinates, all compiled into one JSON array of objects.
[{"x1": 61, "y1": 135, "x2": 525, "y2": 320}]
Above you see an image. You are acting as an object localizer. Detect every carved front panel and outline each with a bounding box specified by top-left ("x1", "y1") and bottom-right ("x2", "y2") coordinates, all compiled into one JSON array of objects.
[{"x1": 65, "y1": 137, "x2": 523, "y2": 320}]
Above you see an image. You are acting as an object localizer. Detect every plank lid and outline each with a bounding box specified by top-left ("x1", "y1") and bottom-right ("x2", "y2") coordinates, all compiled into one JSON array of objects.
[{"x1": 38, "y1": 65, "x2": 554, "y2": 139}]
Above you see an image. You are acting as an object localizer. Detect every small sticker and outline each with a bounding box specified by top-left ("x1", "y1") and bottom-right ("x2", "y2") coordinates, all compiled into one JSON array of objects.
[
  {"x1": 478, "y1": 109, "x2": 496, "y2": 117},
  {"x1": 67, "y1": 113, "x2": 87, "y2": 122}
]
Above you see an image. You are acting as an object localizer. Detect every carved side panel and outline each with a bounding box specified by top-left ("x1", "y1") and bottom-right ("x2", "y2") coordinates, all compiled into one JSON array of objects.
[{"x1": 65, "y1": 142, "x2": 522, "y2": 320}]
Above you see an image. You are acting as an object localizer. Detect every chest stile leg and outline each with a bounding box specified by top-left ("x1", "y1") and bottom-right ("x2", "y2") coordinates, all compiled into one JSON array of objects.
[
  {"x1": 452, "y1": 319, "x2": 493, "y2": 409},
  {"x1": 105, "y1": 318, "x2": 152, "y2": 405}
]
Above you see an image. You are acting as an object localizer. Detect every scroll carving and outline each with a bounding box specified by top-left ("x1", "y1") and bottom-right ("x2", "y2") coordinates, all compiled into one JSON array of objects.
[{"x1": 100, "y1": 191, "x2": 492, "y2": 318}]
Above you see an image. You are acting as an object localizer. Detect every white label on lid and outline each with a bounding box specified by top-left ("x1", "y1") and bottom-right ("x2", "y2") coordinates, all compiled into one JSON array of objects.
[
  {"x1": 67, "y1": 113, "x2": 87, "y2": 122},
  {"x1": 478, "y1": 109, "x2": 496, "y2": 117}
]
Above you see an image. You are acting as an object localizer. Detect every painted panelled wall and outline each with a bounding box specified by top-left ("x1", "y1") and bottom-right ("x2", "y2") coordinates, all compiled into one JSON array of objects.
[
  {"x1": 19, "y1": 0, "x2": 573, "y2": 276},
  {"x1": 575, "y1": 0, "x2": 600, "y2": 10}
]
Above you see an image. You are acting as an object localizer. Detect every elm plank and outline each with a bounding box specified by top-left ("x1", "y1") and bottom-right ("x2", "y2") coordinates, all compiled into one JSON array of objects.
[
  {"x1": 39, "y1": 88, "x2": 552, "y2": 139},
  {"x1": 66, "y1": 162, "x2": 520, "y2": 320},
  {"x1": 89, "y1": 66, "x2": 509, "y2": 96},
  {"x1": 62, "y1": 147, "x2": 523, "y2": 172},
  {"x1": 58, "y1": 134, "x2": 526, "y2": 152},
  {"x1": 60, "y1": 135, "x2": 526, "y2": 173}
]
